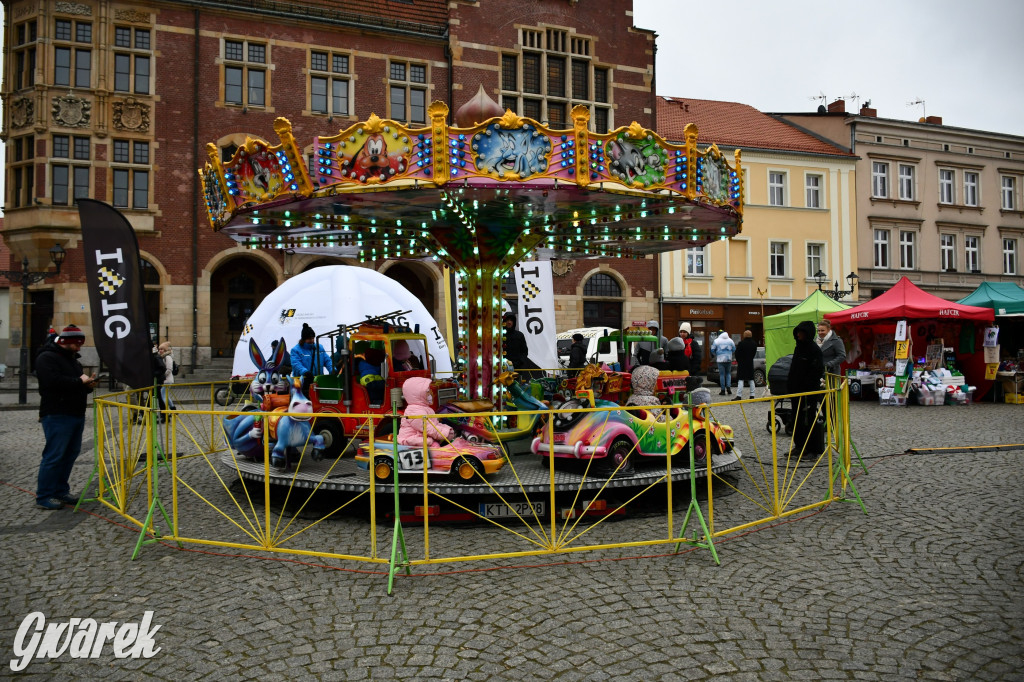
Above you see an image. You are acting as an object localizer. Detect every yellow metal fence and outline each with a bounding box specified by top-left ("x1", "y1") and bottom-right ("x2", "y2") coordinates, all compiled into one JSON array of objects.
[{"x1": 89, "y1": 377, "x2": 861, "y2": 579}]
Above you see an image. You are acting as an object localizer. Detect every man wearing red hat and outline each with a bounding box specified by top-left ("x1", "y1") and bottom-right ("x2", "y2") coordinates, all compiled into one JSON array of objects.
[{"x1": 34, "y1": 325, "x2": 97, "y2": 510}]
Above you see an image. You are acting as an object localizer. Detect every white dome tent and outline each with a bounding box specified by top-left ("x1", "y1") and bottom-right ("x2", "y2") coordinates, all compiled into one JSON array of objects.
[{"x1": 231, "y1": 265, "x2": 452, "y2": 377}]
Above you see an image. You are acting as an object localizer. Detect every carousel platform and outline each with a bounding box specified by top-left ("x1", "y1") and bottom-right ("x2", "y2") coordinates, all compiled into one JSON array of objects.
[{"x1": 219, "y1": 448, "x2": 743, "y2": 496}]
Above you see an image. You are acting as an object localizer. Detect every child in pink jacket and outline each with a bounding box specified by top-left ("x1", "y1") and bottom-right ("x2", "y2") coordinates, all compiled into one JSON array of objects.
[{"x1": 397, "y1": 377, "x2": 455, "y2": 447}]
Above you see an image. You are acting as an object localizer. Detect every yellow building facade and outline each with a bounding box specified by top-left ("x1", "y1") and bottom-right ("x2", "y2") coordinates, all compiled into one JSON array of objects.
[{"x1": 655, "y1": 98, "x2": 858, "y2": 359}]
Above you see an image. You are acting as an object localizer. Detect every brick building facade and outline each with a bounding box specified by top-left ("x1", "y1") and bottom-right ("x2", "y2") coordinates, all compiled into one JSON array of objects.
[{"x1": 2, "y1": 0, "x2": 662, "y2": 370}]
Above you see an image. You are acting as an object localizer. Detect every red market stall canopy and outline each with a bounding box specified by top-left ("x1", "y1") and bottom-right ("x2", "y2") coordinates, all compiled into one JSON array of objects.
[{"x1": 824, "y1": 277, "x2": 994, "y2": 325}]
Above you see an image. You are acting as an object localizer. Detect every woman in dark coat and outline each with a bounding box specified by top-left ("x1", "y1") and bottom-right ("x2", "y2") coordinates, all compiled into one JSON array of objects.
[
  {"x1": 734, "y1": 330, "x2": 757, "y2": 400},
  {"x1": 787, "y1": 320, "x2": 825, "y2": 455}
]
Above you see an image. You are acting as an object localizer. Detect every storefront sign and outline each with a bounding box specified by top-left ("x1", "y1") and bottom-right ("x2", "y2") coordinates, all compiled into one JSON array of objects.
[{"x1": 684, "y1": 304, "x2": 724, "y2": 319}]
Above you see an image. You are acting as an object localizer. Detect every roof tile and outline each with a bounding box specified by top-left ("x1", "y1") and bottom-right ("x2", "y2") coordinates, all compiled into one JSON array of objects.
[{"x1": 657, "y1": 97, "x2": 853, "y2": 156}]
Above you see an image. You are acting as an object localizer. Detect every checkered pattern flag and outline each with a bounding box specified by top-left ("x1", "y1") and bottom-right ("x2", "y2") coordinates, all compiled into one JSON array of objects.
[
  {"x1": 521, "y1": 280, "x2": 541, "y2": 303},
  {"x1": 242, "y1": 323, "x2": 254, "y2": 337},
  {"x1": 97, "y1": 266, "x2": 126, "y2": 296},
  {"x1": 78, "y1": 199, "x2": 154, "y2": 389}
]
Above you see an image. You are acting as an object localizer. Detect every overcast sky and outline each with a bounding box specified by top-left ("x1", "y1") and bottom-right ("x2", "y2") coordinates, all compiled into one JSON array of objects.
[
  {"x1": 632, "y1": 0, "x2": 1024, "y2": 136},
  {"x1": 2, "y1": 1, "x2": 1023, "y2": 215}
]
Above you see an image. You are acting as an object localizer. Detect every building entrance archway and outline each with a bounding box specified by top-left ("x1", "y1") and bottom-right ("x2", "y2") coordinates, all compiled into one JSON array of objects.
[{"x1": 210, "y1": 258, "x2": 277, "y2": 357}]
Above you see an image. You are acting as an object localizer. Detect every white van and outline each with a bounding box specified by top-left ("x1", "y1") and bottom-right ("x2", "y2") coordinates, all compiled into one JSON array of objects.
[{"x1": 555, "y1": 327, "x2": 620, "y2": 369}]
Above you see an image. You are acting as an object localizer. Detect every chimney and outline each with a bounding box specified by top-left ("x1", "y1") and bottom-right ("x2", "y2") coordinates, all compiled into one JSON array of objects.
[
  {"x1": 859, "y1": 106, "x2": 877, "y2": 117},
  {"x1": 925, "y1": 115, "x2": 943, "y2": 125},
  {"x1": 827, "y1": 99, "x2": 846, "y2": 113}
]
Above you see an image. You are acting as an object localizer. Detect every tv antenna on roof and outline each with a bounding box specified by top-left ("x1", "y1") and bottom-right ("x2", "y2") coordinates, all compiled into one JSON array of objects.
[
  {"x1": 808, "y1": 91, "x2": 827, "y2": 105},
  {"x1": 848, "y1": 92, "x2": 861, "y2": 110},
  {"x1": 907, "y1": 98, "x2": 926, "y2": 119}
]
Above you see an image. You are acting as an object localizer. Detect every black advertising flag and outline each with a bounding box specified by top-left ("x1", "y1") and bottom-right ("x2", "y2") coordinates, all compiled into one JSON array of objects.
[{"x1": 77, "y1": 199, "x2": 153, "y2": 389}]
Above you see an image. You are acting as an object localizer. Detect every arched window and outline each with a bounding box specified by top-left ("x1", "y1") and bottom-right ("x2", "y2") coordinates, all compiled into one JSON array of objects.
[
  {"x1": 583, "y1": 273, "x2": 621, "y2": 297},
  {"x1": 582, "y1": 273, "x2": 622, "y2": 329}
]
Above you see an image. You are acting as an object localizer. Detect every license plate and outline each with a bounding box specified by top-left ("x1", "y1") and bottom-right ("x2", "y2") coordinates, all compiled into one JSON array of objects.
[
  {"x1": 553, "y1": 433, "x2": 566, "y2": 444},
  {"x1": 479, "y1": 501, "x2": 546, "y2": 519}
]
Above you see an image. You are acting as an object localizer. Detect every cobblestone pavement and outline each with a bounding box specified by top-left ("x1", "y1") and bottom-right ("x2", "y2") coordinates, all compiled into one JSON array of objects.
[{"x1": 1, "y1": 395, "x2": 1022, "y2": 680}]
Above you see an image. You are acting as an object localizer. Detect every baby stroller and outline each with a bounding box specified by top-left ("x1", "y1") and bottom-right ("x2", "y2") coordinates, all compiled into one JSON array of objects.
[{"x1": 766, "y1": 355, "x2": 795, "y2": 434}]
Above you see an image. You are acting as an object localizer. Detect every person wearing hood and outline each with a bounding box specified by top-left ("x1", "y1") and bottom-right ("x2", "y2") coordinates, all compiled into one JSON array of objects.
[
  {"x1": 626, "y1": 364, "x2": 662, "y2": 411},
  {"x1": 710, "y1": 331, "x2": 737, "y2": 395},
  {"x1": 788, "y1": 320, "x2": 826, "y2": 455},
  {"x1": 393, "y1": 339, "x2": 415, "y2": 372},
  {"x1": 290, "y1": 323, "x2": 332, "y2": 378},
  {"x1": 816, "y1": 319, "x2": 847, "y2": 376},
  {"x1": 633, "y1": 320, "x2": 667, "y2": 366},
  {"x1": 34, "y1": 325, "x2": 97, "y2": 510},
  {"x1": 502, "y1": 312, "x2": 541, "y2": 379},
  {"x1": 397, "y1": 376, "x2": 456, "y2": 447}
]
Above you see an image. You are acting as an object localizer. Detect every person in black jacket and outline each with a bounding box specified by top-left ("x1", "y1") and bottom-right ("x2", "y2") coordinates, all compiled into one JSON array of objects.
[
  {"x1": 502, "y1": 313, "x2": 540, "y2": 379},
  {"x1": 787, "y1": 320, "x2": 825, "y2": 455},
  {"x1": 34, "y1": 325, "x2": 97, "y2": 510},
  {"x1": 567, "y1": 333, "x2": 588, "y2": 374},
  {"x1": 734, "y1": 330, "x2": 758, "y2": 400}
]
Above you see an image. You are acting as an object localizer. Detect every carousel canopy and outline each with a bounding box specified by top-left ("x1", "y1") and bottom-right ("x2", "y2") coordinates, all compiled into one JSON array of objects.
[
  {"x1": 825, "y1": 277, "x2": 994, "y2": 325},
  {"x1": 199, "y1": 103, "x2": 744, "y2": 271},
  {"x1": 956, "y1": 281, "x2": 1024, "y2": 316}
]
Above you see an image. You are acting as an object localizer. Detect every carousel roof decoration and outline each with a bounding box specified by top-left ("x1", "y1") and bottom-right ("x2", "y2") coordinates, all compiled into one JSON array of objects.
[{"x1": 200, "y1": 95, "x2": 744, "y2": 397}]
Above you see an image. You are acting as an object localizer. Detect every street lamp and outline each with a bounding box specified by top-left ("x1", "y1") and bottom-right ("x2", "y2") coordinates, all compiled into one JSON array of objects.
[
  {"x1": 815, "y1": 269, "x2": 858, "y2": 301},
  {"x1": 1, "y1": 244, "x2": 66, "y2": 404}
]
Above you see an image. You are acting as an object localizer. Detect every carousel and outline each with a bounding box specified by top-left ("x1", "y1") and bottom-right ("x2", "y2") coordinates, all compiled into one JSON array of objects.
[{"x1": 201, "y1": 90, "x2": 746, "y2": 503}]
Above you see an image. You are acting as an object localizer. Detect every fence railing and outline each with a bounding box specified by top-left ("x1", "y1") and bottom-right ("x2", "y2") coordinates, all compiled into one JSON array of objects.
[{"x1": 88, "y1": 376, "x2": 863, "y2": 591}]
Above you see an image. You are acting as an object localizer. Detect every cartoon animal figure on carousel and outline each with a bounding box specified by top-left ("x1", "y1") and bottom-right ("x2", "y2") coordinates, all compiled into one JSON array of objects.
[
  {"x1": 222, "y1": 338, "x2": 324, "y2": 469},
  {"x1": 341, "y1": 133, "x2": 406, "y2": 183}
]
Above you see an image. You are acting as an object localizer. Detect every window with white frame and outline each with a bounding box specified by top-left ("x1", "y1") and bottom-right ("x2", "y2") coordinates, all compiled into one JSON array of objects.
[
  {"x1": 939, "y1": 168, "x2": 955, "y2": 204},
  {"x1": 940, "y1": 234, "x2": 956, "y2": 271},
  {"x1": 310, "y1": 50, "x2": 350, "y2": 117},
  {"x1": 898, "y1": 164, "x2": 915, "y2": 200},
  {"x1": 899, "y1": 230, "x2": 916, "y2": 270},
  {"x1": 769, "y1": 241, "x2": 787, "y2": 277},
  {"x1": 872, "y1": 161, "x2": 889, "y2": 198},
  {"x1": 873, "y1": 229, "x2": 890, "y2": 268},
  {"x1": 51, "y1": 134, "x2": 90, "y2": 205},
  {"x1": 113, "y1": 26, "x2": 151, "y2": 94},
  {"x1": 964, "y1": 235, "x2": 980, "y2": 272},
  {"x1": 1002, "y1": 176, "x2": 1017, "y2": 210},
  {"x1": 685, "y1": 246, "x2": 707, "y2": 276},
  {"x1": 768, "y1": 172, "x2": 785, "y2": 206},
  {"x1": 389, "y1": 60, "x2": 428, "y2": 125},
  {"x1": 805, "y1": 174, "x2": 822, "y2": 208},
  {"x1": 806, "y1": 242, "x2": 823, "y2": 278},
  {"x1": 1003, "y1": 238, "x2": 1018, "y2": 275},
  {"x1": 963, "y1": 171, "x2": 979, "y2": 206},
  {"x1": 223, "y1": 39, "x2": 267, "y2": 107},
  {"x1": 53, "y1": 17, "x2": 92, "y2": 88},
  {"x1": 111, "y1": 139, "x2": 149, "y2": 209},
  {"x1": 501, "y1": 29, "x2": 611, "y2": 133}
]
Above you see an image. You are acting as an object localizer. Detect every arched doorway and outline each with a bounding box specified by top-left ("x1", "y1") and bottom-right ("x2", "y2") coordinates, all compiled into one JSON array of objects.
[
  {"x1": 140, "y1": 257, "x2": 161, "y2": 343},
  {"x1": 582, "y1": 272, "x2": 623, "y2": 329},
  {"x1": 210, "y1": 258, "x2": 276, "y2": 357},
  {"x1": 383, "y1": 262, "x2": 437, "y2": 322}
]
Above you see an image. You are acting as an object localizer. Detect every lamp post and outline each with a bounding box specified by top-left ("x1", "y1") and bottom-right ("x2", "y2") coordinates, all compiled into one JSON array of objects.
[
  {"x1": 1, "y1": 244, "x2": 67, "y2": 404},
  {"x1": 814, "y1": 269, "x2": 858, "y2": 301},
  {"x1": 756, "y1": 287, "x2": 768, "y2": 344}
]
